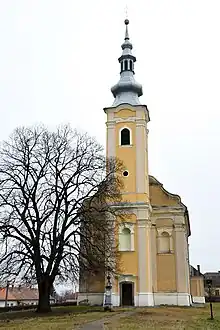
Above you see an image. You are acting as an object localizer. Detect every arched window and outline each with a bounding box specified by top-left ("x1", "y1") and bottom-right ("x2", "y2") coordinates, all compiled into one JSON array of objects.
[
  {"x1": 130, "y1": 60, "x2": 133, "y2": 71},
  {"x1": 119, "y1": 224, "x2": 134, "y2": 251},
  {"x1": 121, "y1": 62, "x2": 123, "y2": 72},
  {"x1": 120, "y1": 128, "x2": 131, "y2": 146},
  {"x1": 120, "y1": 228, "x2": 131, "y2": 251},
  {"x1": 159, "y1": 232, "x2": 170, "y2": 253}
]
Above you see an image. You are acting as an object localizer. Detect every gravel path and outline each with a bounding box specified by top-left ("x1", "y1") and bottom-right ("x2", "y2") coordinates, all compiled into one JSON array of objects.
[{"x1": 78, "y1": 310, "x2": 136, "y2": 330}]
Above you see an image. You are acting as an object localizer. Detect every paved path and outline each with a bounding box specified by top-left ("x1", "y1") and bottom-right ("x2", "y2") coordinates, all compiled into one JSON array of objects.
[{"x1": 78, "y1": 310, "x2": 136, "y2": 330}]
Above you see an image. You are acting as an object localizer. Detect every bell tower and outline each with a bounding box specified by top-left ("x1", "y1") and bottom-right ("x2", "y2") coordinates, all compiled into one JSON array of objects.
[
  {"x1": 105, "y1": 19, "x2": 150, "y2": 203},
  {"x1": 104, "y1": 19, "x2": 154, "y2": 306}
]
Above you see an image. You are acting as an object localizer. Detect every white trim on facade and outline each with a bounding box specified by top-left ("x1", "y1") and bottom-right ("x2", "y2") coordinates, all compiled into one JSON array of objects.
[
  {"x1": 78, "y1": 291, "x2": 204, "y2": 307},
  {"x1": 112, "y1": 292, "x2": 120, "y2": 306},
  {"x1": 138, "y1": 292, "x2": 154, "y2": 306},
  {"x1": 153, "y1": 293, "x2": 191, "y2": 306},
  {"x1": 110, "y1": 292, "x2": 193, "y2": 307},
  {"x1": 106, "y1": 114, "x2": 115, "y2": 158}
]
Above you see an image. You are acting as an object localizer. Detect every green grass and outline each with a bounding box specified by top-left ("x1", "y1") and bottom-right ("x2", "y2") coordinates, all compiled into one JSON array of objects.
[
  {"x1": 104, "y1": 304, "x2": 220, "y2": 329},
  {"x1": 0, "y1": 306, "x2": 109, "y2": 329},
  {"x1": 1, "y1": 304, "x2": 220, "y2": 329}
]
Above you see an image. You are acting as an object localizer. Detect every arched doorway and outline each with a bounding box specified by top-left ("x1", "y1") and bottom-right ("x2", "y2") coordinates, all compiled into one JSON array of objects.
[{"x1": 120, "y1": 282, "x2": 134, "y2": 306}]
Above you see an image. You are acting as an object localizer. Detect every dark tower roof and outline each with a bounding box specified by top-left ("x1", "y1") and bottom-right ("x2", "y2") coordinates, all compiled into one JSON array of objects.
[{"x1": 111, "y1": 19, "x2": 143, "y2": 106}]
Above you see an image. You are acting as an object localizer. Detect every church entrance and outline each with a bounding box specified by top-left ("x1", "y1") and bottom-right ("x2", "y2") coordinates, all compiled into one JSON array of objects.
[{"x1": 120, "y1": 282, "x2": 134, "y2": 306}]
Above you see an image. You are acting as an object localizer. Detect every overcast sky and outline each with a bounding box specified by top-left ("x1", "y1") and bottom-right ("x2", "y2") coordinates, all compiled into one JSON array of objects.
[{"x1": 0, "y1": 0, "x2": 219, "y2": 274}]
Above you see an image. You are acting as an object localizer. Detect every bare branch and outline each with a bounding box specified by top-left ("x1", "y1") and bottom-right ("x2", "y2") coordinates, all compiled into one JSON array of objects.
[{"x1": 0, "y1": 124, "x2": 124, "y2": 312}]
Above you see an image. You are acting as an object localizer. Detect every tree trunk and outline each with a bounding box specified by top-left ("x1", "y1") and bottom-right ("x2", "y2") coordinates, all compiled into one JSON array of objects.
[{"x1": 37, "y1": 278, "x2": 52, "y2": 313}]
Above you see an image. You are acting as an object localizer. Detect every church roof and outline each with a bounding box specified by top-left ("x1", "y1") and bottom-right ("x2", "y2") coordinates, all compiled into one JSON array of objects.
[{"x1": 111, "y1": 19, "x2": 143, "y2": 107}]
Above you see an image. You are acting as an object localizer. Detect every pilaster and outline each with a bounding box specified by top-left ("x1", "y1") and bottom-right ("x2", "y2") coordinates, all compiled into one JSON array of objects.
[
  {"x1": 106, "y1": 115, "x2": 115, "y2": 158},
  {"x1": 137, "y1": 206, "x2": 154, "y2": 306},
  {"x1": 174, "y1": 224, "x2": 191, "y2": 297},
  {"x1": 135, "y1": 118, "x2": 148, "y2": 195},
  {"x1": 137, "y1": 219, "x2": 148, "y2": 293},
  {"x1": 151, "y1": 225, "x2": 157, "y2": 292}
]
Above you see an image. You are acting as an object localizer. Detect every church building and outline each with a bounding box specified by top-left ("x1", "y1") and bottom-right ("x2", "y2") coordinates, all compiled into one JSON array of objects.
[{"x1": 78, "y1": 19, "x2": 205, "y2": 307}]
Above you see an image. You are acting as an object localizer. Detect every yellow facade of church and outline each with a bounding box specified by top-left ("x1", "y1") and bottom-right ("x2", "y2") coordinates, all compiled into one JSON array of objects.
[
  {"x1": 104, "y1": 103, "x2": 192, "y2": 306},
  {"x1": 78, "y1": 19, "x2": 205, "y2": 307}
]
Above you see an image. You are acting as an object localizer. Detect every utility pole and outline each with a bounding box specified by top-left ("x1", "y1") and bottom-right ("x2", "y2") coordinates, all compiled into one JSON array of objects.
[
  {"x1": 207, "y1": 279, "x2": 214, "y2": 320},
  {"x1": 5, "y1": 281, "x2": 9, "y2": 308}
]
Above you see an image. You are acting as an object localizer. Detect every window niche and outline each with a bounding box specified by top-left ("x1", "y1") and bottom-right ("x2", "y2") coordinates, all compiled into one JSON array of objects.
[
  {"x1": 119, "y1": 224, "x2": 134, "y2": 251},
  {"x1": 124, "y1": 60, "x2": 128, "y2": 71},
  {"x1": 157, "y1": 228, "x2": 173, "y2": 254},
  {"x1": 120, "y1": 128, "x2": 131, "y2": 146}
]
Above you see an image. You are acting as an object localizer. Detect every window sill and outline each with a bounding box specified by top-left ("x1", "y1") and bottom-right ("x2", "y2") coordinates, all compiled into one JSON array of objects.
[
  {"x1": 119, "y1": 249, "x2": 135, "y2": 252},
  {"x1": 157, "y1": 251, "x2": 174, "y2": 255},
  {"x1": 119, "y1": 145, "x2": 133, "y2": 148}
]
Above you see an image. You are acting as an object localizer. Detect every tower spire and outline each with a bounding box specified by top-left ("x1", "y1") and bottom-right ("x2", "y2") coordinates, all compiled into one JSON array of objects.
[
  {"x1": 111, "y1": 19, "x2": 143, "y2": 107},
  {"x1": 125, "y1": 19, "x2": 129, "y2": 40}
]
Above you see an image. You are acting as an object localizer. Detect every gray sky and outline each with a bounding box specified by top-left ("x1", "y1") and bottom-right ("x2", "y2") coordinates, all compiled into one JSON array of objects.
[{"x1": 0, "y1": 0, "x2": 219, "y2": 274}]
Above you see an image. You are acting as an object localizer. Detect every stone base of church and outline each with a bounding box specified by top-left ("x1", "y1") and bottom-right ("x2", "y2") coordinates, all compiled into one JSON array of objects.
[
  {"x1": 77, "y1": 293, "x2": 104, "y2": 306},
  {"x1": 78, "y1": 292, "x2": 196, "y2": 307},
  {"x1": 112, "y1": 292, "x2": 120, "y2": 306},
  {"x1": 138, "y1": 292, "x2": 154, "y2": 306},
  {"x1": 111, "y1": 292, "x2": 154, "y2": 306},
  {"x1": 112, "y1": 292, "x2": 192, "y2": 307},
  {"x1": 154, "y1": 292, "x2": 191, "y2": 306},
  {"x1": 192, "y1": 296, "x2": 205, "y2": 304}
]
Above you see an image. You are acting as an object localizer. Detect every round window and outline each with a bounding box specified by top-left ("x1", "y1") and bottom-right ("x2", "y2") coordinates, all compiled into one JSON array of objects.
[{"x1": 123, "y1": 170, "x2": 129, "y2": 177}]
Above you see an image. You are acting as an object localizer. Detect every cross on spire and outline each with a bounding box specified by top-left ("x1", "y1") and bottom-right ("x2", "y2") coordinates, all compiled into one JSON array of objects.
[{"x1": 125, "y1": 4, "x2": 128, "y2": 20}]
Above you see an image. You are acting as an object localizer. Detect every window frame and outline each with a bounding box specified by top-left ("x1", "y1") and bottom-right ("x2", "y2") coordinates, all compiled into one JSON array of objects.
[
  {"x1": 157, "y1": 228, "x2": 173, "y2": 254},
  {"x1": 159, "y1": 231, "x2": 170, "y2": 253},
  {"x1": 118, "y1": 223, "x2": 134, "y2": 252},
  {"x1": 119, "y1": 127, "x2": 132, "y2": 146}
]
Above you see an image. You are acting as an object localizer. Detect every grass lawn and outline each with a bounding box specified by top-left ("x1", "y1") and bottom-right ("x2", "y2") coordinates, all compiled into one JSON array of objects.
[
  {"x1": 0, "y1": 305, "x2": 112, "y2": 330},
  {"x1": 0, "y1": 304, "x2": 220, "y2": 329},
  {"x1": 104, "y1": 304, "x2": 220, "y2": 329}
]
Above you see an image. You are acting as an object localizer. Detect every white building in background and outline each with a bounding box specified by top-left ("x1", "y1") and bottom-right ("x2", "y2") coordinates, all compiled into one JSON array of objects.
[{"x1": 0, "y1": 286, "x2": 55, "y2": 308}]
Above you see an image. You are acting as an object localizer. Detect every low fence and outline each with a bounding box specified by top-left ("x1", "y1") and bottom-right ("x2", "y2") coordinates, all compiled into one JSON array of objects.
[
  {"x1": 0, "y1": 301, "x2": 77, "y2": 313},
  {"x1": 205, "y1": 296, "x2": 220, "y2": 303}
]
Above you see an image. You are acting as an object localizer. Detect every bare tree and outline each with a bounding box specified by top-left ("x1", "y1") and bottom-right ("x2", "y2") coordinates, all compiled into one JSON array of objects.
[{"x1": 0, "y1": 125, "x2": 124, "y2": 312}]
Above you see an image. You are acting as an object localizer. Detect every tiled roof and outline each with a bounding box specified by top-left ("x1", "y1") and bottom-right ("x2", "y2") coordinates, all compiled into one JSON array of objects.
[
  {"x1": 0, "y1": 288, "x2": 15, "y2": 301},
  {"x1": 204, "y1": 273, "x2": 220, "y2": 287},
  {"x1": 0, "y1": 287, "x2": 39, "y2": 301},
  {"x1": 190, "y1": 265, "x2": 203, "y2": 277}
]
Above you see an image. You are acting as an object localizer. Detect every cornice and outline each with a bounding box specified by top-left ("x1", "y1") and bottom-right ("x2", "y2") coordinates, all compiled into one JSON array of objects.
[
  {"x1": 105, "y1": 117, "x2": 148, "y2": 125},
  {"x1": 103, "y1": 103, "x2": 148, "y2": 114},
  {"x1": 151, "y1": 205, "x2": 185, "y2": 214}
]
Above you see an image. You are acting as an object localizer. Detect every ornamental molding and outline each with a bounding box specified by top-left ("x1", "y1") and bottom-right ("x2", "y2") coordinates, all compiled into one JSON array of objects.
[
  {"x1": 119, "y1": 222, "x2": 134, "y2": 234},
  {"x1": 174, "y1": 223, "x2": 186, "y2": 232},
  {"x1": 137, "y1": 219, "x2": 152, "y2": 228},
  {"x1": 113, "y1": 202, "x2": 151, "y2": 212},
  {"x1": 157, "y1": 227, "x2": 173, "y2": 236},
  {"x1": 106, "y1": 118, "x2": 148, "y2": 125},
  {"x1": 151, "y1": 207, "x2": 185, "y2": 216},
  {"x1": 116, "y1": 274, "x2": 137, "y2": 281},
  {"x1": 115, "y1": 117, "x2": 136, "y2": 123},
  {"x1": 106, "y1": 122, "x2": 115, "y2": 128}
]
